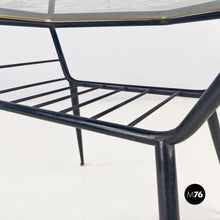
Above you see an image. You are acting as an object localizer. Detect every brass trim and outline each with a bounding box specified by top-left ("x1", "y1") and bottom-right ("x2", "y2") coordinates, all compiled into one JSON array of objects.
[
  {"x1": 0, "y1": 14, "x2": 51, "y2": 22},
  {"x1": 0, "y1": 8, "x2": 220, "y2": 23}
]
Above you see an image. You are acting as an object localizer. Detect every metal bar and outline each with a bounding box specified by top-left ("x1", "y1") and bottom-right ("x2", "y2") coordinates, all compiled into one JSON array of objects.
[
  {"x1": 75, "y1": 79, "x2": 204, "y2": 98},
  {"x1": 33, "y1": 86, "x2": 102, "y2": 108},
  {"x1": 0, "y1": 78, "x2": 65, "y2": 94},
  {"x1": 52, "y1": 20, "x2": 166, "y2": 28},
  {"x1": 91, "y1": 89, "x2": 150, "y2": 119},
  {"x1": 155, "y1": 141, "x2": 180, "y2": 220},
  {"x1": 69, "y1": 86, "x2": 85, "y2": 166},
  {"x1": 49, "y1": 26, "x2": 74, "y2": 82},
  {"x1": 0, "y1": 18, "x2": 51, "y2": 28},
  {"x1": 0, "y1": 100, "x2": 158, "y2": 145},
  {"x1": 11, "y1": 83, "x2": 83, "y2": 104},
  {"x1": 60, "y1": 88, "x2": 124, "y2": 114},
  {"x1": 207, "y1": 111, "x2": 220, "y2": 163},
  {"x1": 0, "y1": 59, "x2": 59, "y2": 69},
  {"x1": 128, "y1": 92, "x2": 179, "y2": 127}
]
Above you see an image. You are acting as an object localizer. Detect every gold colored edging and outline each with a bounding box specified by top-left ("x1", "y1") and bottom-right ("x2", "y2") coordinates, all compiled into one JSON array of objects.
[
  {"x1": 0, "y1": 14, "x2": 51, "y2": 22},
  {"x1": 0, "y1": 8, "x2": 220, "y2": 23}
]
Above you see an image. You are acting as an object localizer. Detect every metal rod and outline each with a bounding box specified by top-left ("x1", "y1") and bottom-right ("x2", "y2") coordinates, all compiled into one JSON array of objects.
[
  {"x1": 0, "y1": 78, "x2": 65, "y2": 94},
  {"x1": 11, "y1": 83, "x2": 83, "y2": 104},
  {"x1": 208, "y1": 111, "x2": 220, "y2": 163},
  {"x1": 33, "y1": 86, "x2": 101, "y2": 108},
  {"x1": 0, "y1": 18, "x2": 51, "y2": 28},
  {"x1": 128, "y1": 92, "x2": 179, "y2": 127},
  {"x1": 76, "y1": 79, "x2": 204, "y2": 98},
  {"x1": 91, "y1": 89, "x2": 150, "y2": 119},
  {"x1": 69, "y1": 86, "x2": 85, "y2": 166},
  {"x1": 155, "y1": 141, "x2": 180, "y2": 220},
  {"x1": 170, "y1": 73, "x2": 220, "y2": 144},
  {"x1": 60, "y1": 88, "x2": 124, "y2": 114},
  {"x1": 0, "y1": 59, "x2": 59, "y2": 69},
  {"x1": 49, "y1": 26, "x2": 74, "y2": 82}
]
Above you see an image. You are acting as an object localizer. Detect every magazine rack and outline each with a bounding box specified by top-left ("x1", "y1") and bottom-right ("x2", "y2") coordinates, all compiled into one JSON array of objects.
[{"x1": 0, "y1": 1, "x2": 220, "y2": 220}]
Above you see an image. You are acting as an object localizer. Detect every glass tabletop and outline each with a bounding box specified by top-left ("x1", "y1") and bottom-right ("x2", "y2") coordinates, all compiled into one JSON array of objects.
[{"x1": 0, "y1": 0, "x2": 219, "y2": 23}]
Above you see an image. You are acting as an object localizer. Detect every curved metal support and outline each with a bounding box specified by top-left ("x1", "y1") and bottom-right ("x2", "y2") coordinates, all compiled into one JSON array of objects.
[
  {"x1": 49, "y1": 25, "x2": 76, "y2": 83},
  {"x1": 169, "y1": 73, "x2": 220, "y2": 144},
  {"x1": 208, "y1": 111, "x2": 220, "y2": 163},
  {"x1": 49, "y1": 25, "x2": 84, "y2": 165}
]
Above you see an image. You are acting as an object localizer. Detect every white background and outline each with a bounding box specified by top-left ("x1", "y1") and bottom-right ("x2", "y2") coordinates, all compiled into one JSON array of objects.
[{"x1": 0, "y1": 19, "x2": 220, "y2": 219}]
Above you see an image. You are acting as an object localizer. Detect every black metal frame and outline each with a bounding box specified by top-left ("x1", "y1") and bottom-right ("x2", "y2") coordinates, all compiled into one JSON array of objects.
[{"x1": 0, "y1": 16, "x2": 220, "y2": 220}]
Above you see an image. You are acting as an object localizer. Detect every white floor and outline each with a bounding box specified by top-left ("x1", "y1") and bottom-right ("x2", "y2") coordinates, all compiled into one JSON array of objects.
[{"x1": 0, "y1": 98, "x2": 220, "y2": 220}]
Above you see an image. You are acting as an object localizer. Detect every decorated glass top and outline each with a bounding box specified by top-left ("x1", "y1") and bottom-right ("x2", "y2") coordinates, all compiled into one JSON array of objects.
[{"x1": 0, "y1": 0, "x2": 219, "y2": 22}]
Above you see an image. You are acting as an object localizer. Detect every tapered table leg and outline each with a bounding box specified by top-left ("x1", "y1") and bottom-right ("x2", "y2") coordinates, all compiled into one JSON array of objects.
[
  {"x1": 155, "y1": 140, "x2": 180, "y2": 220},
  {"x1": 208, "y1": 111, "x2": 220, "y2": 163},
  {"x1": 70, "y1": 86, "x2": 85, "y2": 166}
]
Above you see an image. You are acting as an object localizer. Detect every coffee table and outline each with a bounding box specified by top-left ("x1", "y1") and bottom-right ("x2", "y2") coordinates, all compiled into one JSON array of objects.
[{"x1": 1, "y1": 1, "x2": 220, "y2": 219}]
